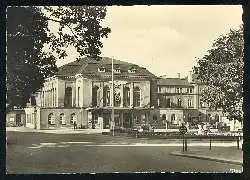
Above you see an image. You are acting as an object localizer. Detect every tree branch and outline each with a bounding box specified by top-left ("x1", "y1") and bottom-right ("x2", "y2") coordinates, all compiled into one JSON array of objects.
[{"x1": 45, "y1": 17, "x2": 80, "y2": 41}]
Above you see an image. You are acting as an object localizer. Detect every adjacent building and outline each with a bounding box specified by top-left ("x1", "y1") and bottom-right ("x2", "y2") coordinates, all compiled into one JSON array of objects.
[
  {"x1": 6, "y1": 109, "x2": 26, "y2": 127},
  {"x1": 156, "y1": 72, "x2": 225, "y2": 129}
]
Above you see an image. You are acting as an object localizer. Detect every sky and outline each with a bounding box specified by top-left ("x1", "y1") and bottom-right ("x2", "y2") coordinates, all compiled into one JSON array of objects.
[{"x1": 55, "y1": 5, "x2": 243, "y2": 78}]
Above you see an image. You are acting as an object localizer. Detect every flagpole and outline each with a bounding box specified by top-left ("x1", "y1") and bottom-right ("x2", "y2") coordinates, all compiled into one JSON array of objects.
[{"x1": 112, "y1": 56, "x2": 115, "y2": 136}]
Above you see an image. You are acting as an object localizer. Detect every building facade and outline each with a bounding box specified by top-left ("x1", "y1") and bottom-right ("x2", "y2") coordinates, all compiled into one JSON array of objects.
[
  {"x1": 25, "y1": 57, "x2": 158, "y2": 129},
  {"x1": 156, "y1": 73, "x2": 226, "y2": 129},
  {"x1": 6, "y1": 109, "x2": 26, "y2": 127}
]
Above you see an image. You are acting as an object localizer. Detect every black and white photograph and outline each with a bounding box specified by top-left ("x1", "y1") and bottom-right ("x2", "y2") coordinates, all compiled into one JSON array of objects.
[{"x1": 6, "y1": 5, "x2": 244, "y2": 173}]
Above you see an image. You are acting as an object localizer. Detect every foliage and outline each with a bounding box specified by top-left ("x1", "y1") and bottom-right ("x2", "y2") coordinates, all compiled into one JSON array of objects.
[
  {"x1": 7, "y1": 7, "x2": 57, "y2": 110},
  {"x1": 7, "y1": 6, "x2": 111, "y2": 110},
  {"x1": 193, "y1": 26, "x2": 243, "y2": 121},
  {"x1": 43, "y1": 6, "x2": 111, "y2": 60}
]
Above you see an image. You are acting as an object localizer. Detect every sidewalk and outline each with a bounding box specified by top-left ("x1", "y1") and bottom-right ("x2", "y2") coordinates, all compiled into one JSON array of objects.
[
  {"x1": 6, "y1": 127, "x2": 110, "y2": 134},
  {"x1": 170, "y1": 147, "x2": 243, "y2": 165}
]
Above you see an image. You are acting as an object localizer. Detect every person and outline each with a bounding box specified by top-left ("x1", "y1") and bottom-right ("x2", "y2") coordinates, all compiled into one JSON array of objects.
[{"x1": 73, "y1": 121, "x2": 77, "y2": 130}]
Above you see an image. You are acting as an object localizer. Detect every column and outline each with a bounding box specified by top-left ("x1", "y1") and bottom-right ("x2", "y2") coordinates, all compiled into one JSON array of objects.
[
  {"x1": 54, "y1": 88, "x2": 57, "y2": 107},
  {"x1": 52, "y1": 88, "x2": 55, "y2": 107},
  {"x1": 100, "y1": 82, "x2": 104, "y2": 107},
  {"x1": 41, "y1": 91, "x2": 43, "y2": 107},
  {"x1": 49, "y1": 89, "x2": 52, "y2": 107},
  {"x1": 44, "y1": 90, "x2": 47, "y2": 107},
  {"x1": 120, "y1": 85, "x2": 124, "y2": 107},
  {"x1": 121, "y1": 113, "x2": 124, "y2": 127},
  {"x1": 110, "y1": 83, "x2": 114, "y2": 107},
  {"x1": 130, "y1": 82, "x2": 134, "y2": 107}
]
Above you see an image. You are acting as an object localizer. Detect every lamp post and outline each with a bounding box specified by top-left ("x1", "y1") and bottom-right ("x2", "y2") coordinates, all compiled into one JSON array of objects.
[{"x1": 111, "y1": 56, "x2": 115, "y2": 136}]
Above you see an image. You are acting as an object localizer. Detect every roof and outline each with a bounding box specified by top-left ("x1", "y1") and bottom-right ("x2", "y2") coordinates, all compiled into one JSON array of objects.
[
  {"x1": 56, "y1": 57, "x2": 157, "y2": 80},
  {"x1": 157, "y1": 78, "x2": 193, "y2": 86}
]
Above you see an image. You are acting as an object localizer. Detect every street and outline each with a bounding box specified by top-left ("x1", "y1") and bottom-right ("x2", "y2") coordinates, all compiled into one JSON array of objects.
[{"x1": 6, "y1": 131, "x2": 242, "y2": 173}]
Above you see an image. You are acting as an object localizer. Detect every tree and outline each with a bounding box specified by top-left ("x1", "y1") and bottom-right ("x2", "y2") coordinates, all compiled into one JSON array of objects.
[
  {"x1": 43, "y1": 6, "x2": 111, "y2": 59},
  {"x1": 7, "y1": 6, "x2": 57, "y2": 111},
  {"x1": 7, "y1": 6, "x2": 111, "y2": 111},
  {"x1": 193, "y1": 26, "x2": 243, "y2": 122}
]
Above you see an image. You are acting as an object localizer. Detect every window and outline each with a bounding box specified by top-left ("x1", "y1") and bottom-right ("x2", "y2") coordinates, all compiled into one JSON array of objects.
[
  {"x1": 176, "y1": 88, "x2": 180, "y2": 93},
  {"x1": 190, "y1": 88, "x2": 193, "y2": 93},
  {"x1": 114, "y1": 68, "x2": 121, "y2": 73},
  {"x1": 64, "y1": 87, "x2": 72, "y2": 107},
  {"x1": 114, "y1": 88, "x2": 121, "y2": 107},
  {"x1": 98, "y1": 67, "x2": 105, "y2": 72},
  {"x1": 161, "y1": 95, "x2": 167, "y2": 108},
  {"x1": 166, "y1": 98, "x2": 171, "y2": 108},
  {"x1": 92, "y1": 86, "x2": 99, "y2": 107},
  {"x1": 153, "y1": 114, "x2": 157, "y2": 121},
  {"x1": 188, "y1": 99, "x2": 192, "y2": 107},
  {"x1": 199, "y1": 113, "x2": 202, "y2": 121},
  {"x1": 162, "y1": 114, "x2": 166, "y2": 124},
  {"x1": 188, "y1": 114, "x2": 192, "y2": 122},
  {"x1": 207, "y1": 114, "x2": 211, "y2": 121},
  {"x1": 128, "y1": 68, "x2": 136, "y2": 73},
  {"x1": 60, "y1": 113, "x2": 65, "y2": 124},
  {"x1": 70, "y1": 113, "x2": 76, "y2": 124},
  {"x1": 77, "y1": 87, "x2": 80, "y2": 107},
  {"x1": 48, "y1": 113, "x2": 55, "y2": 125},
  {"x1": 177, "y1": 98, "x2": 182, "y2": 107},
  {"x1": 123, "y1": 87, "x2": 130, "y2": 107},
  {"x1": 134, "y1": 114, "x2": 141, "y2": 124},
  {"x1": 215, "y1": 114, "x2": 219, "y2": 122},
  {"x1": 171, "y1": 114, "x2": 177, "y2": 124},
  {"x1": 54, "y1": 88, "x2": 57, "y2": 106},
  {"x1": 133, "y1": 86, "x2": 141, "y2": 107},
  {"x1": 200, "y1": 101, "x2": 203, "y2": 107},
  {"x1": 103, "y1": 86, "x2": 110, "y2": 106},
  {"x1": 30, "y1": 96, "x2": 36, "y2": 106}
]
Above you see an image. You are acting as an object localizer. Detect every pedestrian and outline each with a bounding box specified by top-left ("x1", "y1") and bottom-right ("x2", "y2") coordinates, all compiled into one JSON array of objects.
[{"x1": 73, "y1": 121, "x2": 77, "y2": 130}]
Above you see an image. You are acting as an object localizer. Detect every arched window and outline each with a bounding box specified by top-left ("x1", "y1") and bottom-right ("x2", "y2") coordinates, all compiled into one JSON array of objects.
[
  {"x1": 70, "y1": 113, "x2": 76, "y2": 124},
  {"x1": 64, "y1": 87, "x2": 72, "y2": 107},
  {"x1": 48, "y1": 113, "x2": 55, "y2": 125},
  {"x1": 171, "y1": 114, "x2": 177, "y2": 124},
  {"x1": 133, "y1": 86, "x2": 140, "y2": 107},
  {"x1": 92, "y1": 86, "x2": 99, "y2": 107},
  {"x1": 60, "y1": 113, "x2": 65, "y2": 124},
  {"x1": 103, "y1": 86, "x2": 110, "y2": 106},
  {"x1": 123, "y1": 87, "x2": 130, "y2": 107},
  {"x1": 162, "y1": 114, "x2": 166, "y2": 120},
  {"x1": 177, "y1": 98, "x2": 182, "y2": 107}
]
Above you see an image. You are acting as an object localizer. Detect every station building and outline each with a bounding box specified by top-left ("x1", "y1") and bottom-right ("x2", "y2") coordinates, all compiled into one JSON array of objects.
[{"x1": 25, "y1": 57, "x2": 158, "y2": 129}]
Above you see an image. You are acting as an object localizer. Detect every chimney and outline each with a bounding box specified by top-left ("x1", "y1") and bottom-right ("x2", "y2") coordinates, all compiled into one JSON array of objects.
[
  {"x1": 177, "y1": 73, "x2": 180, "y2": 79},
  {"x1": 188, "y1": 71, "x2": 192, "y2": 82}
]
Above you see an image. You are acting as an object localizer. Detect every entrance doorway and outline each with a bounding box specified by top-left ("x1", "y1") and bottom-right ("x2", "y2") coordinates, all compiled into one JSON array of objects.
[
  {"x1": 123, "y1": 113, "x2": 132, "y2": 128},
  {"x1": 16, "y1": 114, "x2": 21, "y2": 126}
]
